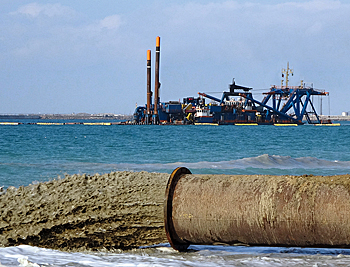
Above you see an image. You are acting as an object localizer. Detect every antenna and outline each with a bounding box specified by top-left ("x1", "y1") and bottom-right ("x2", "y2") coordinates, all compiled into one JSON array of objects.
[{"x1": 281, "y1": 62, "x2": 294, "y2": 87}]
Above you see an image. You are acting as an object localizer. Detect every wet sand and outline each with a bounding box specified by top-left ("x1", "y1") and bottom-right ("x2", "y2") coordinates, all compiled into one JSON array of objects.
[{"x1": 0, "y1": 171, "x2": 169, "y2": 251}]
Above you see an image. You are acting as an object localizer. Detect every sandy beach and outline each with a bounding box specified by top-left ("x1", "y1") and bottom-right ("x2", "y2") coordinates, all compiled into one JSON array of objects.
[{"x1": 0, "y1": 171, "x2": 169, "y2": 252}]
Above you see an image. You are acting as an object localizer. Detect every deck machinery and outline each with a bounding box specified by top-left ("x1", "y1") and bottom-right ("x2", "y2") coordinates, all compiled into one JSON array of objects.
[
  {"x1": 133, "y1": 37, "x2": 329, "y2": 125},
  {"x1": 192, "y1": 79, "x2": 328, "y2": 125},
  {"x1": 134, "y1": 78, "x2": 329, "y2": 125},
  {"x1": 260, "y1": 84, "x2": 329, "y2": 124}
]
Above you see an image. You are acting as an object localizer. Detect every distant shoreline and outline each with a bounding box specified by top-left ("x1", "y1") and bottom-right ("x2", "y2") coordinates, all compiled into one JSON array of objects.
[
  {"x1": 311, "y1": 115, "x2": 350, "y2": 121},
  {"x1": 1, "y1": 114, "x2": 349, "y2": 122},
  {"x1": 0, "y1": 113, "x2": 133, "y2": 121}
]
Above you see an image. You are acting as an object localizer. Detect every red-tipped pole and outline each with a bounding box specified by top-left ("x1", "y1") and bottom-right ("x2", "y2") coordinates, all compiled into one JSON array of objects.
[
  {"x1": 153, "y1": 36, "x2": 160, "y2": 124},
  {"x1": 146, "y1": 50, "x2": 152, "y2": 124}
]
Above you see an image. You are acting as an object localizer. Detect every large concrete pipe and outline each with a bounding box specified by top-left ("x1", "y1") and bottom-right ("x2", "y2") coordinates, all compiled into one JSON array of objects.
[{"x1": 164, "y1": 167, "x2": 350, "y2": 251}]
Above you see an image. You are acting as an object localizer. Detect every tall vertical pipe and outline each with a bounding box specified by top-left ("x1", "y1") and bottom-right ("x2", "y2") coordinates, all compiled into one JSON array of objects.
[
  {"x1": 146, "y1": 50, "x2": 152, "y2": 124},
  {"x1": 153, "y1": 36, "x2": 160, "y2": 124}
]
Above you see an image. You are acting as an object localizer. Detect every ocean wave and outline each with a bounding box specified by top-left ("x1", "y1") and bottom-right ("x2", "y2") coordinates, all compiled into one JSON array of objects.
[
  {"x1": 2, "y1": 155, "x2": 350, "y2": 172},
  {"x1": 122, "y1": 154, "x2": 350, "y2": 171},
  {"x1": 2, "y1": 245, "x2": 350, "y2": 266},
  {"x1": 2, "y1": 155, "x2": 350, "y2": 187}
]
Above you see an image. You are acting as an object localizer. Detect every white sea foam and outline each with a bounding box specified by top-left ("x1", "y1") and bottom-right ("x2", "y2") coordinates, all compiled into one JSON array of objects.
[
  {"x1": 17, "y1": 257, "x2": 40, "y2": 267},
  {"x1": 2, "y1": 245, "x2": 350, "y2": 267}
]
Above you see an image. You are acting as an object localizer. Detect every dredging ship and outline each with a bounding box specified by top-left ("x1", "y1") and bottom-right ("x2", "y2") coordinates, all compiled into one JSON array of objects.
[{"x1": 133, "y1": 37, "x2": 332, "y2": 126}]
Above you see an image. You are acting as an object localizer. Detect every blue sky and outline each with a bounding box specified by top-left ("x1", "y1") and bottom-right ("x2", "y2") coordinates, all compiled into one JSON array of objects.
[{"x1": 1, "y1": 0, "x2": 349, "y2": 115}]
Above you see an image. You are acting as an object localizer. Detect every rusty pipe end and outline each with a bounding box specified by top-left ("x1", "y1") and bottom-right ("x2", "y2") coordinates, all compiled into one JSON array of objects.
[{"x1": 164, "y1": 167, "x2": 191, "y2": 251}]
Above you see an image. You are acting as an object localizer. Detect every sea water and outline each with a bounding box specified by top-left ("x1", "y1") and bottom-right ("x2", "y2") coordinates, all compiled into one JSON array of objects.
[
  {"x1": 2, "y1": 244, "x2": 350, "y2": 266},
  {"x1": 1, "y1": 121, "x2": 350, "y2": 266}
]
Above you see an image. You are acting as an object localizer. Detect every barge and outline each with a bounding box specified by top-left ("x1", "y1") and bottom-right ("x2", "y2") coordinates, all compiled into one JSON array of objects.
[{"x1": 133, "y1": 37, "x2": 333, "y2": 126}]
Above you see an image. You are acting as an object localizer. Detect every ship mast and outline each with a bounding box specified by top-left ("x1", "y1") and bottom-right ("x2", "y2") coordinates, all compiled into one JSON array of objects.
[{"x1": 281, "y1": 62, "x2": 293, "y2": 88}]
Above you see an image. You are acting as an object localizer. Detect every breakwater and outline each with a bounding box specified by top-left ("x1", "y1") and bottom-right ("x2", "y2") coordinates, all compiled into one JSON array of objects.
[
  {"x1": 312, "y1": 114, "x2": 350, "y2": 121},
  {"x1": 0, "y1": 122, "x2": 126, "y2": 125},
  {"x1": 0, "y1": 113, "x2": 132, "y2": 121}
]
